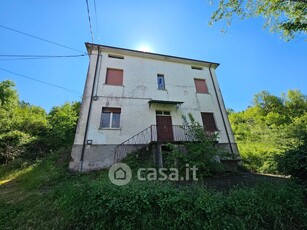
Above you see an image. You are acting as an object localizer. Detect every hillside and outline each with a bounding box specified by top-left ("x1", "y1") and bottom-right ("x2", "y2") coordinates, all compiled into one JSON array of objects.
[{"x1": 0, "y1": 149, "x2": 306, "y2": 230}]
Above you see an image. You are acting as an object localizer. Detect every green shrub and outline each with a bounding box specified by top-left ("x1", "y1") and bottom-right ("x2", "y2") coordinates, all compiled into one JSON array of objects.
[
  {"x1": 2, "y1": 149, "x2": 306, "y2": 230},
  {"x1": 163, "y1": 114, "x2": 227, "y2": 178},
  {"x1": 276, "y1": 146, "x2": 307, "y2": 182},
  {"x1": 238, "y1": 141, "x2": 279, "y2": 173},
  {"x1": 55, "y1": 179, "x2": 307, "y2": 230},
  {"x1": 0, "y1": 130, "x2": 31, "y2": 163},
  {"x1": 123, "y1": 148, "x2": 154, "y2": 172}
]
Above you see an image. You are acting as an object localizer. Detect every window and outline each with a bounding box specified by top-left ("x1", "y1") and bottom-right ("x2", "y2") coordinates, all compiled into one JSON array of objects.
[
  {"x1": 156, "y1": 111, "x2": 163, "y2": 115},
  {"x1": 156, "y1": 111, "x2": 170, "y2": 116},
  {"x1": 108, "y1": 54, "x2": 124, "y2": 59},
  {"x1": 105, "y1": 68, "x2": 123, "y2": 86},
  {"x1": 201, "y1": 113, "x2": 218, "y2": 131},
  {"x1": 100, "y1": 108, "x2": 121, "y2": 128},
  {"x1": 194, "y1": 79, "x2": 209, "y2": 94},
  {"x1": 191, "y1": 66, "x2": 203, "y2": 70},
  {"x1": 157, "y1": 74, "x2": 165, "y2": 90}
]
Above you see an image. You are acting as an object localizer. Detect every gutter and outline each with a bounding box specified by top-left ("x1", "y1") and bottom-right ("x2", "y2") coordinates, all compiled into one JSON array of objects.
[
  {"x1": 79, "y1": 47, "x2": 101, "y2": 172},
  {"x1": 208, "y1": 64, "x2": 234, "y2": 155}
]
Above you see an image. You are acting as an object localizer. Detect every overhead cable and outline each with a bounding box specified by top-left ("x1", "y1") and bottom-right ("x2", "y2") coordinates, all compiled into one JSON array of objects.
[
  {"x1": 0, "y1": 24, "x2": 86, "y2": 54},
  {"x1": 0, "y1": 54, "x2": 87, "y2": 61},
  {"x1": 85, "y1": 0, "x2": 94, "y2": 43},
  {"x1": 0, "y1": 67, "x2": 81, "y2": 96}
]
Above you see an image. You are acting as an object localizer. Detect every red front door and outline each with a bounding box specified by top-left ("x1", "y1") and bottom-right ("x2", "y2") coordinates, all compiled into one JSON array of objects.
[{"x1": 156, "y1": 115, "x2": 173, "y2": 141}]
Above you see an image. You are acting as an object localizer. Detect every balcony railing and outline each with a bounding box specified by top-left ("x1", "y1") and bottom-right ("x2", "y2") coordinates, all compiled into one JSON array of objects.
[{"x1": 114, "y1": 125, "x2": 218, "y2": 163}]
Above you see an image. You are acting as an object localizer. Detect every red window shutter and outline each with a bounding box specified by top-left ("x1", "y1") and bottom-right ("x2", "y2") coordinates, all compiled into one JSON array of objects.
[
  {"x1": 201, "y1": 113, "x2": 217, "y2": 131},
  {"x1": 106, "y1": 69, "x2": 123, "y2": 85},
  {"x1": 194, "y1": 79, "x2": 208, "y2": 94}
]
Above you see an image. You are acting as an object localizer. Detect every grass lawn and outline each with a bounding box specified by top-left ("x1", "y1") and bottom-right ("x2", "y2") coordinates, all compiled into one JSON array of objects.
[{"x1": 0, "y1": 150, "x2": 306, "y2": 230}]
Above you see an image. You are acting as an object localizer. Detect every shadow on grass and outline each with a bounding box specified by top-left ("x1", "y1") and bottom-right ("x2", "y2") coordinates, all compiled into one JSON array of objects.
[{"x1": 176, "y1": 171, "x2": 290, "y2": 192}]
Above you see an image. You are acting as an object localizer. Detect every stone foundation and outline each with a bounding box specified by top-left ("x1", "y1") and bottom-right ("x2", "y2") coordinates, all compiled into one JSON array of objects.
[
  {"x1": 69, "y1": 142, "x2": 241, "y2": 172},
  {"x1": 69, "y1": 144, "x2": 116, "y2": 172}
]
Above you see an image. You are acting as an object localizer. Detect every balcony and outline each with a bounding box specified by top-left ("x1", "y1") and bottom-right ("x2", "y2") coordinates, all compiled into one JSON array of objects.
[{"x1": 114, "y1": 125, "x2": 218, "y2": 163}]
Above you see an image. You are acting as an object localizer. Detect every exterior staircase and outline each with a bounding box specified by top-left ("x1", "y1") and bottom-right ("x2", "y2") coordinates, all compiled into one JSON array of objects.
[{"x1": 114, "y1": 125, "x2": 215, "y2": 163}]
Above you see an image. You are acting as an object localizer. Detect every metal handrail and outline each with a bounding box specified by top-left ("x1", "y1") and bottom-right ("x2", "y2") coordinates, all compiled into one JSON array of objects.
[
  {"x1": 114, "y1": 125, "x2": 153, "y2": 163},
  {"x1": 114, "y1": 125, "x2": 219, "y2": 163}
]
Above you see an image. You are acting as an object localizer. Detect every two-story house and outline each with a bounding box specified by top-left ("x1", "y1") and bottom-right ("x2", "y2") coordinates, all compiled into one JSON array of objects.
[{"x1": 69, "y1": 43, "x2": 239, "y2": 172}]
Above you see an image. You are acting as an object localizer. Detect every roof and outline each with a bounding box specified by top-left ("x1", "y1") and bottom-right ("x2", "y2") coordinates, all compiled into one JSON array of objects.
[{"x1": 85, "y1": 42, "x2": 220, "y2": 69}]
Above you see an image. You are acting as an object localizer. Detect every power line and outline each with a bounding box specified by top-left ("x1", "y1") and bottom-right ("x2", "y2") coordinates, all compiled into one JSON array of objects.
[
  {"x1": 0, "y1": 25, "x2": 86, "y2": 54},
  {"x1": 0, "y1": 54, "x2": 87, "y2": 61},
  {"x1": 85, "y1": 0, "x2": 94, "y2": 43},
  {"x1": 0, "y1": 54, "x2": 86, "y2": 57},
  {"x1": 0, "y1": 67, "x2": 81, "y2": 96},
  {"x1": 93, "y1": 0, "x2": 100, "y2": 40}
]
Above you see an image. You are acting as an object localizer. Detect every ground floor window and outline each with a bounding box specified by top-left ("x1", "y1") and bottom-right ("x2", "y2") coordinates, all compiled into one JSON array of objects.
[
  {"x1": 100, "y1": 107, "x2": 121, "y2": 128},
  {"x1": 201, "y1": 112, "x2": 218, "y2": 131}
]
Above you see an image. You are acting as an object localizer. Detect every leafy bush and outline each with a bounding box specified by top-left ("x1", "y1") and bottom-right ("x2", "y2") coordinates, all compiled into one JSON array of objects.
[
  {"x1": 238, "y1": 142, "x2": 279, "y2": 173},
  {"x1": 1, "y1": 149, "x2": 306, "y2": 230},
  {"x1": 55, "y1": 179, "x2": 307, "y2": 230},
  {"x1": 123, "y1": 148, "x2": 154, "y2": 172},
  {"x1": 164, "y1": 114, "x2": 228, "y2": 178},
  {"x1": 0, "y1": 130, "x2": 31, "y2": 163},
  {"x1": 276, "y1": 146, "x2": 307, "y2": 182},
  {"x1": 47, "y1": 102, "x2": 80, "y2": 150}
]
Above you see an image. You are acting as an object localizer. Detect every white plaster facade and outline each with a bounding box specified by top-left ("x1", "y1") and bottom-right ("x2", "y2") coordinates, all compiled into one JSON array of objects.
[{"x1": 69, "y1": 43, "x2": 239, "y2": 172}]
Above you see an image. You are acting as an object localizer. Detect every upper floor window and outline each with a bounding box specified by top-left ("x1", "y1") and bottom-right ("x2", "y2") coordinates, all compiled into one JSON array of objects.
[
  {"x1": 157, "y1": 74, "x2": 165, "y2": 90},
  {"x1": 108, "y1": 54, "x2": 124, "y2": 59},
  {"x1": 201, "y1": 112, "x2": 218, "y2": 132},
  {"x1": 100, "y1": 107, "x2": 121, "y2": 128},
  {"x1": 194, "y1": 79, "x2": 209, "y2": 94},
  {"x1": 105, "y1": 68, "x2": 123, "y2": 86},
  {"x1": 191, "y1": 66, "x2": 203, "y2": 70}
]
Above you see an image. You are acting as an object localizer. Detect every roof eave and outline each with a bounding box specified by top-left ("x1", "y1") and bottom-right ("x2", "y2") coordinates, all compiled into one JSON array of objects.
[{"x1": 85, "y1": 42, "x2": 220, "y2": 69}]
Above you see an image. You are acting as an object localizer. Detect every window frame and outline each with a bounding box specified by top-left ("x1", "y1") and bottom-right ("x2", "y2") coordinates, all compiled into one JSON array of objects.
[
  {"x1": 201, "y1": 112, "x2": 218, "y2": 132},
  {"x1": 100, "y1": 107, "x2": 121, "y2": 129},
  {"x1": 108, "y1": 54, "x2": 124, "y2": 59},
  {"x1": 156, "y1": 110, "x2": 170, "y2": 116},
  {"x1": 105, "y1": 68, "x2": 124, "y2": 86},
  {"x1": 191, "y1": 66, "x2": 203, "y2": 70},
  {"x1": 194, "y1": 78, "x2": 209, "y2": 94},
  {"x1": 157, "y1": 74, "x2": 165, "y2": 90}
]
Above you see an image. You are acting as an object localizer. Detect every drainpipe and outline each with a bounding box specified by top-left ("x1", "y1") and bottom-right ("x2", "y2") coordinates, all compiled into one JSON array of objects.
[
  {"x1": 79, "y1": 46, "x2": 101, "y2": 171},
  {"x1": 208, "y1": 64, "x2": 234, "y2": 155}
]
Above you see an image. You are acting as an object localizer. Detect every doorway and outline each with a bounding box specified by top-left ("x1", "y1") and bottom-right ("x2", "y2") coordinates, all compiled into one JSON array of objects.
[{"x1": 156, "y1": 111, "x2": 173, "y2": 142}]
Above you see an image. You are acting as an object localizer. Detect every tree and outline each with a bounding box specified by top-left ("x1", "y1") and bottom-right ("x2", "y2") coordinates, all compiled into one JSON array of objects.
[
  {"x1": 13, "y1": 101, "x2": 48, "y2": 136},
  {"x1": 210, "y1": 0, "x2": 307, "y2": 40},
  {"x1": 47, "y1": 102, "x2": 80, "y2": 149},
  {"x1": 253, "y1": 91, "x2": 285, "y2": 116},
  {"x1": 229, "y1": 89, "x2": 307, "y2": 173},
  {"x1": 0, "y1": 80, "x2": 81, "y2": 164},
  {"x1": 0, "y1": 80, "x2": 18, "y2": 107},
  {"x1": 0, "y1": 80, "x2": 19, "y2": 133},
  {"x1": 283, "y1": 90, "x2": 307, "y2": 118}
]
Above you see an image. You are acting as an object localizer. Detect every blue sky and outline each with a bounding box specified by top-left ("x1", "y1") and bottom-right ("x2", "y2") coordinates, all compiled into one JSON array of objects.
[{"x1": 0, "y1": 0, "x2": 306, "y2": 112}]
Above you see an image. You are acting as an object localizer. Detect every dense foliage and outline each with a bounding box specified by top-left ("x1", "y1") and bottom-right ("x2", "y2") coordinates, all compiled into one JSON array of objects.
[
  {"x1": 0, "y1": 80, "x2": 80, "y2": 164},
  {"x1": 164, "y1": 114, "x2": 231, "y2": 178},
  {"x1": 56, "y1": 180, "x2": 306, "y2": 230},
  {"x1": 1, "y1": 150, "x2": 306, "y2": 230},
  {"x1": 229, "y1": 90, "x2": 307, "y2": 178},
  {"x1": 210, "y1": 0, "x2": 307, "y2": 40}
]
